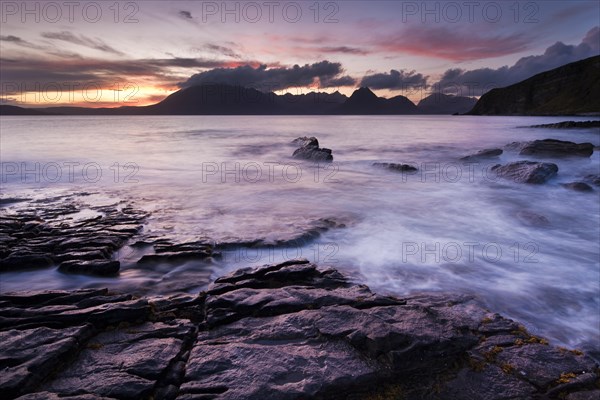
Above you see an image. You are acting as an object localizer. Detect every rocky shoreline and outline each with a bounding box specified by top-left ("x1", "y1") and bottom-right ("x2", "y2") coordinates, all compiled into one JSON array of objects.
[
  {"x1": 2, "y1": 130, "x2": 599, "y2": 399},
  {"x1": 1, "y1": 259, "x2": 598, "y2": 400},
  {"x1": 524, "y1": 121, "x2": 600, "y2": 129}
]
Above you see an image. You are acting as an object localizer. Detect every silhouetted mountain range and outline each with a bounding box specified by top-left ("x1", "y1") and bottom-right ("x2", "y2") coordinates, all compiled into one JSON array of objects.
[
  {"x1": 0, "y1": 86, "x2": 472, "y2": 116},
  {"x1": 340, "y1": 87, "x2": 419, "y2": 114},
  {"x1": 3, "y1": 56, "x2": 598, "y2": 116},
  {"x1": 468, "y1": 55, "x2": 600, "y2": 116}
]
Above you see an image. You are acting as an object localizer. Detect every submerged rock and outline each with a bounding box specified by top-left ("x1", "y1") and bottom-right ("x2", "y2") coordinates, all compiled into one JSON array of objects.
[
  {"x1": 2, "y1": 261, "x2": 598, "y2": 400},
  {"x1": 491, "y1": 161, "x2": 558, "y2": 184},
  {"x1": 516, "y1": 210, "x2": 551, "y2": 227},
  {"x1": 372, "y1": 162, "x2": 418, "y2": 172},
  {"x1": 562, "y1": 182, "x2": 594, "y2": 192},
  {"x1": 460, "y1": 148, "x2": 503, "y2": 161},
  {"x1": 519, "y1": 139, "x2": 594, "y2": 158},
  {"x1": 291, "y1": 136, "x2": 333, "y2": 162},
  {"x1": 583, "y1": 174, "x2": 600, "y2": 187},
  {"x1": 58, "y1": 260, "x2": 120, "y2": 276},
  {"x1": 504, "y1": 141, "x2": 528, "y2": 152}
]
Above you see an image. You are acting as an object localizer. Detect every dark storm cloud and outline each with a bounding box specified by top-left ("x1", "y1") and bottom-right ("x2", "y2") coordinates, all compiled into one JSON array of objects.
[
  {"x1": 360, "y1": 69, "x2": 428, "y2": 89},
  {"x1": 0, "y1": 57, "x2": 264, "y2": 92},
  {"x1": 434, "y1": 26, "x2": 599, "y2": 96},
  {"x1": 180, "y1": 61, "x2": 355, "y2": 90},
  {"x1": 41, "y1": 31, "x2": 124, "y2": 56},
  {"x1": 321, "y1": 75, "x2": 357, "y2": 88}
]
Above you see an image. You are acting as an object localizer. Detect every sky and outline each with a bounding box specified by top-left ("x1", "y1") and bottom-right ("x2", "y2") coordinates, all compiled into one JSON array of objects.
[{"x1": 1, "y1": 0, "x2": 599, "y2": 107}]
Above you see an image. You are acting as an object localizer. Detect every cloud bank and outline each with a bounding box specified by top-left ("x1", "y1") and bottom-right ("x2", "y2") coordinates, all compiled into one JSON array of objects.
[
  {"x1": 180, "y1": 61, "x2": 357, "y2": 90},
  {"x1": 434, "y1": 26, "x2": 599, "y2": 95},
  {"x1": 360, "y1": 69, "x2": 428, "y2": 89}
]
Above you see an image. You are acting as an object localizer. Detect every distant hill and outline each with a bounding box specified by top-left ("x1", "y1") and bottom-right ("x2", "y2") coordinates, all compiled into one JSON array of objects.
[
  {"x1": 468, "y1": 55, "x2": 600, "y2": 116},
  {"x1": 0, "y1": 105, "x2": 55, "y2": 115},
  {"x1": 145, "y1": 84, "x2": 278, "y2": 115},
  {"x1": 0, "y1": 86, "x2": 418, "y2": 115},
  {"x1": 417, "y1": 93, "x2": 477, "y2": 115}
]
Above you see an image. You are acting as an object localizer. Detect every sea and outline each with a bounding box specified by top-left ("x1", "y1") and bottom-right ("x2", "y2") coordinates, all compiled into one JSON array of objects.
[{"x1": 1, "y1": 115, "x2": 599, "y2": 357}]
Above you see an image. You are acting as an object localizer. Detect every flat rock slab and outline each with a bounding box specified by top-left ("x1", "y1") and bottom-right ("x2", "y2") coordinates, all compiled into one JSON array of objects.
[
  {"x1": 0, "y1": 198, "x2": 147, "y2": 275},
  {"x1": 42, "y1": 321, "x2": 195, "y2": 400},
  {"x1": 519, "y1": 139, "x2": 594, "y2": 157},
  {"x1": 1, "y1": 261, "x2": 598, "y2": 400},
  {"x1": 58, "y1": 260, "x2": 121, "y2": 276},
  {"x1": 180, "y1": 260, "x2": 599, "y2": 400}
]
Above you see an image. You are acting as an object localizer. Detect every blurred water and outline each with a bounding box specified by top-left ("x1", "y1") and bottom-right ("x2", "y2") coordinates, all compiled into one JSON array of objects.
[{"x1": 1, "y1": 115, "x2": 599, "y2": 355}]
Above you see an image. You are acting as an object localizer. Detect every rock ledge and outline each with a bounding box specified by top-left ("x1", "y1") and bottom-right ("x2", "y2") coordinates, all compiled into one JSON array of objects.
[{"x1": 1, "y1": 260, "x2": 598, "y2": 400}]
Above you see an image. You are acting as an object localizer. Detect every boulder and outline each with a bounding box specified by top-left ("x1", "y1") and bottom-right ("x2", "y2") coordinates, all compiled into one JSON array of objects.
[
  {"x1": 491, "y1": 161, "x2": 558, "y2": 184},
  {"x1": 292, "y1": 146, "x2": 333, "y2": 162},
  {"x1": 291, "y1": 136, "x2": 319, "y2": 148},
  {"x1": 292, "y1": 136, "x2": 333, "y2": 162},
  {"x1": 519, "y1": 139, "x2": 594, "y2": 157}
]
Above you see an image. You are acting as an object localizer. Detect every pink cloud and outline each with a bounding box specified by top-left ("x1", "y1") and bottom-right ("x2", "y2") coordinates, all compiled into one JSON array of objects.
[{"x1": 373, "y1": 27, "x2": 531, "y2": 61}]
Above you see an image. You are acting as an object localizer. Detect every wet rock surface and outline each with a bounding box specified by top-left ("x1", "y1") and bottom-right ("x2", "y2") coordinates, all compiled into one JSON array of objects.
[
  {"x1": 0, "y1": 197, "x2": 147, "y2": 275},
  {"x1": 491, "y1": 161, "x2": 559, "y2": 184},
  {"x1": 291, "y1": 136, "x2": 320, "y2": 148},
  {"x1": 519, "y1": 139, "x2": 594, "y2": 158},
  {"x1": 583, "y1": 174, "x2": 600, "y2": 187},
  {"x1": 292, "y1": 136, "x2": 334, "y2": 162},
  {"x1": 2, "y1": 260, "x2": 598, "y2": 400},
  {"x1": 460, "y1": 148, "x2": 503, "y2": 161},
  {"x1": 526, "y1": 121, "x2": 600, "y2": 129},
  {"x1": 1, "y1": 195, "x2": 357, "y2": 296},
  {"x1": 372, "y1": 162, "x2": 418, "y2": 172},
  {"x1": 136, "y1": 239, "x2": 216, "y2": 265},
  {"x1": 169, "y1": 217, "x2": 348, "y2": 250},
  {"x1": 516, "y1": 210, "x2": 551, "y2": 227}
]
